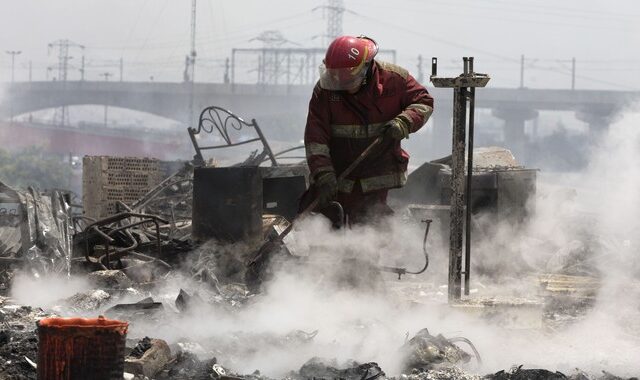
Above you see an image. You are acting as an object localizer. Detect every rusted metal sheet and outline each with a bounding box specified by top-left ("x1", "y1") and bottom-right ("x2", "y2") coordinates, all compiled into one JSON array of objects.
[{"x1": 192, "y1": 167, "x2": 263, "y2": 244}]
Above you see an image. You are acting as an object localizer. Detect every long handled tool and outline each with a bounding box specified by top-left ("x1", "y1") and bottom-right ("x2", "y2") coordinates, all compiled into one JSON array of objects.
[{"x1": 246, "y1": 136, "x2": 383, "y2": 271}]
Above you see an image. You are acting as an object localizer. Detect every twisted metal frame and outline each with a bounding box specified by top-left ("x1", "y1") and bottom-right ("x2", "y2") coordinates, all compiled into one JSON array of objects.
[
  {"x1": 81, "y1": 212, "x2": 170, "y2": 270},
  {"x1": 188, "y1": 106, "x2": 277, "y2": 166}
]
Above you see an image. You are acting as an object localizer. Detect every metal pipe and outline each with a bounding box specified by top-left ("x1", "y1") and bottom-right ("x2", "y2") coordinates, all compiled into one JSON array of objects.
[
  {"x1": 448, "y1": 336, "x2": 482, "y2": 365},
  {"x1": 449, "y1": 85, "x2": 467, "y2": 301},
  {"x1": 378, "y1": 219, "x2": 431, "y2": 279}
]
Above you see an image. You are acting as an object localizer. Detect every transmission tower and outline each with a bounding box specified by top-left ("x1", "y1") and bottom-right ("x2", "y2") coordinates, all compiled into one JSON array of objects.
[
  {"x1": 186, "y1": 0, "x2": 197, "y2": 127},
  {"x1": 48, "y1": 39, "x2": 84, "y2": 126},
  {"x1": 249, "y1": 31, "x2": 300, "y2": 85},
  {"x1": 326, "y1": 0, "x2": 344, "y2": 44},
  {"x1": 312, "y1": 0, "x2": 345, "y2": 46}
]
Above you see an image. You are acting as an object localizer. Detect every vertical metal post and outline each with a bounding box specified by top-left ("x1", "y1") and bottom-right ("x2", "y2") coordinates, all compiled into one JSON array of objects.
[
  {"x1": 449, "y1": 84, "x2": 466, "y2": 301},
  {"x1": 464, "y1": 57, "x2": 475, "y2": 296},
  {"x1": 571, "y1": 57, "x2": 576, "y2": 90},
  {"x1": 274, "y1": 50, "x2": 279, "y2": 85},
  {"x1": 287, "y1": 50, "x2": 291, "y2": 86},
  {"x1": 11, "y1": 53, "x2": 16, "y2": 83},
  {"x1": 100, "y1": 72, "x2": 112, "y2": 127},
  {"x1": 6, "y1": 51, "x2": 21, "y2": 83},
  {"x1": 224, "y1": 58, "x2": 230, "y2": 84},
  {"x1": 312, "y1": 53, "x2": 317, "y2": 83},
  {"x1": 231, "y1": 49, "x2": 236, "y2": 85},
  {"x1": 80, "y1": 55, "x2": 85, "y2": 81},
  {"x1": 260, "y1": 48, "x2": 265, "y2": 84},
  {"x1": 432, "y1": 57, "x2": 489, "y2": 302},
  {"x1": 520, "y1": 54, "x2": 524, "y2": 88}
]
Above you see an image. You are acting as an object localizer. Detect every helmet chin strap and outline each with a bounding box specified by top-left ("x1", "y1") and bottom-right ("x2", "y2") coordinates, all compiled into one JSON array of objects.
[{"x1": 355, "y1": 61, "x2": 373, "y2": 90}]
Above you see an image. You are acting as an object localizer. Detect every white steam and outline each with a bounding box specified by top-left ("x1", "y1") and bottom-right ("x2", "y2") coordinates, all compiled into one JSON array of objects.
[
  {"x1": 6, "y1": 105, "x2": 640, "y2": 377},
  {"x1": 11, "y1": 273, "x2": 91, "y2": 308}
]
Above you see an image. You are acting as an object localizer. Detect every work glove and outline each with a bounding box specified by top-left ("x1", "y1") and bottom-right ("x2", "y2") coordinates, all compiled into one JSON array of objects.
[
  {"x1": 314, "y1": 171, "x2": 338, "y2": 207},
  {"x1": 384, "y1": 118, "x2": 410, "y2": 140}
]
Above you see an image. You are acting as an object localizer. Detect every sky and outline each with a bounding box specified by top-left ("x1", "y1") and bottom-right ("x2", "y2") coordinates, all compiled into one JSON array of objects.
[{"x1": 2, "y1": 0, "x2": 640, "y2": 90}]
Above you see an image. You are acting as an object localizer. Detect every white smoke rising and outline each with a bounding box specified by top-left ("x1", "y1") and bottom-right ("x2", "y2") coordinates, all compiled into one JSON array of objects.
[
  {"x1": 122, "y1": 102, "x2": 640, "y2": 377},
  {"x1": 6, "y1": 105, "x2": 640, "y2": 378},
  {"x1": 119, "y1": 214, "x2": 441, "y2": 376},
  {"x1": 458, "y1": 104, "x2": 640, "y2": 375},
  {"x1": 11, "y1": 273, "x2": 91, "y2": 308}
]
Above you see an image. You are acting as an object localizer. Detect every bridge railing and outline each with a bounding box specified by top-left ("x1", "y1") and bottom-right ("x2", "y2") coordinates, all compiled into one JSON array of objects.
[{"x1": 188, "y1": 106, "x2": 278, "y2": 167}]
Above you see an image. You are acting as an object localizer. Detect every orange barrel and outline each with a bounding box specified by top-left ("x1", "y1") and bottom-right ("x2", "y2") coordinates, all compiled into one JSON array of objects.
[{"x1": 37, "y1": 316, "x2": 128, "y2": 380}]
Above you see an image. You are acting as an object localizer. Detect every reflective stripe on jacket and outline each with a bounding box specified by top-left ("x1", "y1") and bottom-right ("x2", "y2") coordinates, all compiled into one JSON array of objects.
[{"x1": 304, "y1": 60, "x2": 434, "y2": 193}]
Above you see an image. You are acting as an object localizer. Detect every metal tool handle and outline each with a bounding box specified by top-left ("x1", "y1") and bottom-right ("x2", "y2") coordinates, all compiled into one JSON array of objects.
[{"x1": 277, "y1": 135, "x2": 384, "y2": 240}]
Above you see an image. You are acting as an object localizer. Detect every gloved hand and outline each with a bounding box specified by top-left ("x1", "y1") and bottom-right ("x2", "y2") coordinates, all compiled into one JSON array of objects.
[
  {"x1": 384, "y1": 118, "x2": 410, "y2": 140},
  {"x1": 314, "y1": 171, "x2": 338, "y2": 207}
]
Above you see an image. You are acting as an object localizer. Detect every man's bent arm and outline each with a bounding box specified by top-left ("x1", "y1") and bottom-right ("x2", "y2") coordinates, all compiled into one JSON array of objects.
[
  {"x1": 396, "y1": 74, "x2": 434, "y2": 134},
  {"x1": 304, "y1": 85, "x2": 334, "y2": 180}
]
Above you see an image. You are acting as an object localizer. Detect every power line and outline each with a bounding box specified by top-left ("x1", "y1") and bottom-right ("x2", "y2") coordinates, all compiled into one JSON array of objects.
[
  {"x1": 352, "y1": 11, "x2": 518, "y2": 62},
  {"x1": 120, "y1": 0, "x2": 151, "y2": 57},
  {"x1": 349, "y1": 0, "x2": 633, "y2": 32},
  {"x1": 86, "y1": 10, "x2": 317, "y2": 51},
  {"x1": 352, "y1": 10, "x2": 637, "y2": 90},
  {"x1": 450, "y1": 0, "x2": 640, "y2": 20}
]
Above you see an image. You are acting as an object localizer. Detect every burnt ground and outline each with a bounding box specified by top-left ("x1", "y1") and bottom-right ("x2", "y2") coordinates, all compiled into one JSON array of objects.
[{"x1": 0, "y1": 274, "x2": 638, "y2": 380}]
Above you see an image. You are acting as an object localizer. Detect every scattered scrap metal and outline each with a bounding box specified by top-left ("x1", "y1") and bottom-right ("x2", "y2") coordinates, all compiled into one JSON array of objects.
[
  {"x1": 0, "y1": 106, "x2": 637, "y2": 379},
  {"x1": 0, "y1": 181, "x2": 73, "y2": 281}
]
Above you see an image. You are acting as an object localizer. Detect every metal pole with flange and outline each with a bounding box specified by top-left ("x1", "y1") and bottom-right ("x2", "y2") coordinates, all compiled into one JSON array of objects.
[{"x1": 430, "y1": 57, "x2": 490, "y2": 302}]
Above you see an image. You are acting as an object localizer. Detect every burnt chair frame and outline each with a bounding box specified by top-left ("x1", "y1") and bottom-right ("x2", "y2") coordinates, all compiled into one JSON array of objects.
[{"x1": 188, "y1": 106, "x2": 278, "y2": 167}]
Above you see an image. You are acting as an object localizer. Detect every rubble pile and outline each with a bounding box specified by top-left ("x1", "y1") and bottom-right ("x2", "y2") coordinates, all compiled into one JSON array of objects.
[
  {"x1": 0, "y1": 140, "x2": 638, "y2": 379},
  {"x1": 402, "y1": 367, "x2": 481, "y2": 380},
  {"x1": 297, "y1": 357, "x2": 386, "y2": 380},
  {"x1": 0, "y1": 299, "x2": 52, "y2": 380}
]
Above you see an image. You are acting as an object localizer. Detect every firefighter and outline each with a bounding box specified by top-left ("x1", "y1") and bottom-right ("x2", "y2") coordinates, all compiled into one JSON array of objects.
[{"x1": 302, "y1": 35, "x2": 434, "y2": 224}]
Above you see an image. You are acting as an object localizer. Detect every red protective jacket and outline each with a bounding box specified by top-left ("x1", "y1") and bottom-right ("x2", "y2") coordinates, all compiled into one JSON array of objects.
[{"x1": 304, "y1": 60, "x2": 434, "y2": 194}]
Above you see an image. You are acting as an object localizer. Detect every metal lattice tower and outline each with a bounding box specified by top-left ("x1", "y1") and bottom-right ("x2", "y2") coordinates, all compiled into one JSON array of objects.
[
  {"x1": 187, "y1": 0, "x2": 197, "y2": 127},
  {"x1": 326, "y1": 0, "x2": 344, "y2": 44},
  {"x1": 251, "y1": 31, "x2": 291, "y2": 85},
  {"x1": 48, "y1": 39, "x2": 84, "y2": 126}
]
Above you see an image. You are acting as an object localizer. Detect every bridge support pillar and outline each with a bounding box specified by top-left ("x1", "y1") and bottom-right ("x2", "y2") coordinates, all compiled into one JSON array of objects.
[
  {"x1": 492, "y1": 107, "x2": 539, "y2": 164},
  {"x1": 575, "y1": 106, "x2": 618, "y2": 143},
  {"x1": 431, "y1": 106, "x2": 453, "y2": 159}
]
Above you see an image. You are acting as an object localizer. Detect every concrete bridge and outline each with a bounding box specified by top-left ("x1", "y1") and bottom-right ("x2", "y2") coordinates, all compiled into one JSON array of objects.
[{"x1": 2, "y1": 80, "x2": 639, "y2": 160}]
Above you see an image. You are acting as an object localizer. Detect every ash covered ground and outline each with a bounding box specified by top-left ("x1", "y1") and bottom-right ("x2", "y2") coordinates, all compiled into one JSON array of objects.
[{"x1": 1, "y1": 99, "x2": 640, "y2": 380}]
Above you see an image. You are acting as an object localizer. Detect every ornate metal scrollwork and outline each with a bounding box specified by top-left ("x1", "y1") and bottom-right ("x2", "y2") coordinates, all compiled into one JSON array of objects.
[{"x1": 188, "y1": 106, "x2": 277, "y2": 166}]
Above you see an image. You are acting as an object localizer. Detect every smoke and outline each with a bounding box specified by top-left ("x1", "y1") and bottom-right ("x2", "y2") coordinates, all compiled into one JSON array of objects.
[
  {"x1": 10, "y1": 273, "x2": 91, "y2": 308},
  {"x1": 116, "y1": 214, "x2": 440, "y2": 376},
  {"x1": 7, "y1": 106, "x2": 640, "y2": 377},
  {"x1": 119, "y1": 102, "x2": 640, "y2": 377},
  {"x1": 455, "y1": 103, "x2": 640, "y2": 375}
]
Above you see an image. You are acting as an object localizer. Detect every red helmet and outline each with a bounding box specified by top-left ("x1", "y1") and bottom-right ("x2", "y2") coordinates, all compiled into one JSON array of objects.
[{"x1": 319, "y1": 35, "x2": 379, "y2": 91}]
